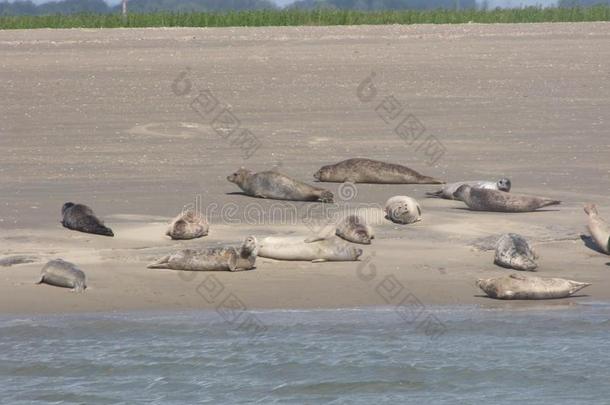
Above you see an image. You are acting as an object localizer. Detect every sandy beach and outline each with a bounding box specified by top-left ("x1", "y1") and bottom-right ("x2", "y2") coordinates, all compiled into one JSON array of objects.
[{"x1": 1, "y1": 23, "x2": 609, "y2": 314}]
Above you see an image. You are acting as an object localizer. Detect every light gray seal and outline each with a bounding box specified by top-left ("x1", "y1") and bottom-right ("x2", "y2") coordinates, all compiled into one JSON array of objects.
[
  {"x1": 148, "y1": 236, "x2": 258, "y2": 272},
  {"x1": 335, "y1": 215, "x2": 374, "y2": 245},
  {"x1": 313, "y1": 158, "x2": 444, "y2": 184},
  {"x1": 476, "y1": 273, "x2": 590, "y2": 300},
  {"x1": 494, "y1": 233, "x2": 538, "y2": 271},
  {"x1": 584, "y1": 203, "x2": 609, "y2": 254},
  {"x1": 61, "y1": 202, "x2": 114, "y2": 237},
  {"x1": 453, "y1": 185, "x2": 560, "y2": 212},
  {"x1": 36, "y1": 259, "x2": 87, "y2": 292},
  {"x1": 166, "y1": 209, "x2": 209, "y2": 240},
  {"x1": 384, "y1": 196, "x2": 422, "y2": 224},
  {"x1": 258, "y1": 234, "x2": 362, "y2": 262},
  {"x1": 228, "y1": 168, "x2": 333, "y2": 203},
  {"x1": 426, "y1": 178, "x2": 511, "y2": 199}
]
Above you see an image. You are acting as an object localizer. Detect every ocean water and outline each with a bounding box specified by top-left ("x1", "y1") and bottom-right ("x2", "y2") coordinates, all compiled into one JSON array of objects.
[{"x1": 1, "y1": 304, "x2": 610, "y2": 404}]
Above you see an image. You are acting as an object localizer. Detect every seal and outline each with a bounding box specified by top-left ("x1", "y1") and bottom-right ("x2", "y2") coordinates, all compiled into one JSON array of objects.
[
  {"x1": 36, "y1": 259, "x2": 87, "y2": 292},
  {"x1": 476, "y1": 273, "x2": 590, "y2": 300},
  {"x1": 384, "y1": 196, "x2": 422, "y2": 224},
  {"x1": 494, "y1": 233, "x2": 538, "y2": 271},
  {"x1": 313, "y1": 158, "x2": 444, "y2": 184},
  {"x1": 584, "y1": 203, "x2": 610, "y2": 254},
  {"x1": 228, "y1": 168, "x2": 333, "y2": 203},
  {"x1": 258, "y1": 234, "x2": 362, "y2": 262},
  {"x1": 336, "y1": 215, "x2": 374, "y2": 245},
  {"x1": 166, "y1": 209, "x2": 209, "y2": 240},
  {"x1": 453, "y1": 185, "x2": 560, "y2": 212},
  {"x1": 426, "y1": 178, "x2": 511, "y2": 200},
  {"x1": 0, "y1": 255, "x2": 38, "y2": 267},
  {"x1": 61, "y1": 202, "x2": 114, "y2": 236},
  {"x1": 148, "y1": 236, "x2": 258, "y2": 272}
]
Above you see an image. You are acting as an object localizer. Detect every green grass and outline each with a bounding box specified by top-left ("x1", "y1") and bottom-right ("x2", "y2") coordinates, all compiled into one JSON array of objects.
[{"x1": 1, "y1": 6, "x2": 609, "y2": 30}]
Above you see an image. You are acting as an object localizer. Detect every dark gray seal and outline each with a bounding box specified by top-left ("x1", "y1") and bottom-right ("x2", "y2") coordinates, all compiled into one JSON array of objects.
[
  {"x1": 426, "y1": 178, "x2": 511, "y2": 199},
  {"x1": 228, "y1": 168, "x2": 333, "y2": 203},
  {"x1": 148, "y1": 236, "x2": 258, "y2": 272},
  {"x1": 36, "y1": 259, "x2": 87, "y2": 292},
  {"x1": 61, "y1": 202, "x2": 114, "y2": 237},
  {"x1": 476, "y1": 274, "x2": 590, "y2": 300},
  {"x1": 494, "y1": 233, "x2": 538, "y2": 271},
  {"x1": 313, "y1": 158, "x2": 444, "y2": 184},
  {"x1": 453, "y1": 185, "x2": 560, "y2": 212}
]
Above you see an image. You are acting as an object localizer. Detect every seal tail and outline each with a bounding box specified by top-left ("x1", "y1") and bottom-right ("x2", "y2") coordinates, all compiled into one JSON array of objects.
[
  {"x1": 425, "y1": 189, "x2": 444, "y2": 198},
  {"x1": 539, "y1": 199, "x2": 561, "y2": 209},
  {"x1": 584, "y1": 203, "x2": 598, "y2": 216},
  {"x1": 568, "y1": 281, "x2": 591, "y2": 295},
  {"x1": 418, "y1": 176, "x2": 445, "y2": 185},
  {"x1": 147, "y1": 255, "x2": 170, "y2": 269},
  {"x1": 93, "y1": 225, "x2": 114, "y2": 237},
  {"x1": 319, "y1": 190, "x2": 334, "y2": 203}
]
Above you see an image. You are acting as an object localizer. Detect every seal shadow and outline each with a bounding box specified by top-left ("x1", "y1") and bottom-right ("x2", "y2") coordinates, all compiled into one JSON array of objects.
[
  {"x1": 474, "y1": 294, "x2": 590, "y2": 300},
  {"x1": 580, "y1": 234, "x2": 606, "y2": 254},
  {"x1": 453, "y1": 207, "x2": 562, "y2": 212}
]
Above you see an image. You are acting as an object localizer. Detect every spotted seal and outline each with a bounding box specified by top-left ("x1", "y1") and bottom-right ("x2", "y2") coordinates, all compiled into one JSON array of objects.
[
  {"x1": 313, "y1": 158, "x2": 444, "y2": 184},
  {"x1": 166, "y1": 209, "x2": 209, "y2": 240},
  {"x1": 453, "y1": 185, "x2": 560, "y2": 212},
  {"x1": 258, "y1": 234, "x2": 362, "y2": 262},
  {"x1": 36, "y1": 259, "x2": 87, "y2": 292},
  {"x1": 494, "y1": 233, "x2": 538, "y2": 271},
  {"x1": 426, "y1": 178, "x2": 511, "y2": 200},
  {"x1": 335, "y1": 215, "x2": 374, "y2": 245},
  {"x1": 476, "y1": 274, "x2": 590, "y2": 300},
  {"x1": 584, "y1": 203, "x2": 610, "y2": 254},
  {"x1": 228, "y1": 168, "x2": 333, "y2": 203},
  {"x1": 384, "y1": 196, "x2": 422, "y2": 224},
  {"x1": 148, "y1": 236, "x2": 258, "y2": 271}
]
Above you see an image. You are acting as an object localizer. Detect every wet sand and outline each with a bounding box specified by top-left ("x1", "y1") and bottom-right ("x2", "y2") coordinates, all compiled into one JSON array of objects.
[{"x1": 0, "y1": 23, "x2": 609, "y2": 314}]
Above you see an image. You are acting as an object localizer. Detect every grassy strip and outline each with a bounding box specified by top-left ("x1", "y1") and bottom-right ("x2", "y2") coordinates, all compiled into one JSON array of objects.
[{"x1": 0, "y1": 6, "x2": 609, "y2": 30}]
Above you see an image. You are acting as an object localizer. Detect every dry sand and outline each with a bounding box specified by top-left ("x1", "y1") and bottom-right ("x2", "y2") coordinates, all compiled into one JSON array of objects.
[{"x1": 0, "y1": 23, "x2": 609, "y2": 314}]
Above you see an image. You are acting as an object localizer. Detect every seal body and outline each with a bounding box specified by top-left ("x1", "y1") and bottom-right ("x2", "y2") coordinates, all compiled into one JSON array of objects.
[
  {"x1": 476, "y1": 274, "x2": 590, "y2": 300},
  {"x1": 36, "y1": 259, "x2": 87, "y2": 292},
  {"x1": 148, "y1": 236, "x2": 258, "y2": 272},
  {"x1": 453, "y1": 185, "x2": 560, "y2": 212},
  {"x1": 313, "y1": 158, "x2": 444, "y2": 184},
  {"x1": 584, "y1": 204, "x2": 610, "y2": 254},
  {"x1": 228, "y1": 168, "x2": 333, "y2": 203},
  {"x1": 336, "y1": 215, "x2": 374, "y2": 245},
  {"x1": 258, "y1": 235, "x2": 362, "y2": 262},
  {"x1": 494, "y1": 233, "x2": 538, "y2": 271},
  {"x1": 166, "y1": 209, "x2": 209, "y2": 240},
  {"x1": 426, "y1": 178, "x2": 511, "y2": 200},
  {"x1": 61, "y1": 202, "x2": 114, "y2": 237},
  {"x1": 384, "y1": 196, "x2": 422, "y2": 224}
]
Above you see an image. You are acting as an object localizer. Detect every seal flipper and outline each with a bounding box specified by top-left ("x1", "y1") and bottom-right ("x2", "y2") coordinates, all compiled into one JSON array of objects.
[
  {"x1": 35, "y1": 275, "x2": 44, "y2": 285},
  {"x1": 147, "y1": 255, "x2": 171, "y2": 269},
  {"x1": 305, "y1": 225, "x2": 336, "y2": 243},
  {"x1": 425, "y1": 189, "x2": 444, "y2": 198},
  {"x1": 318, "y1": 190, "x2": 334, "y2": 203},
  {"x1": 91, "y1": 225, "x2": 114, "y2": 237},
  {"x1": 538, "y1": 199, "x2": 561, "y2": 209}
]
